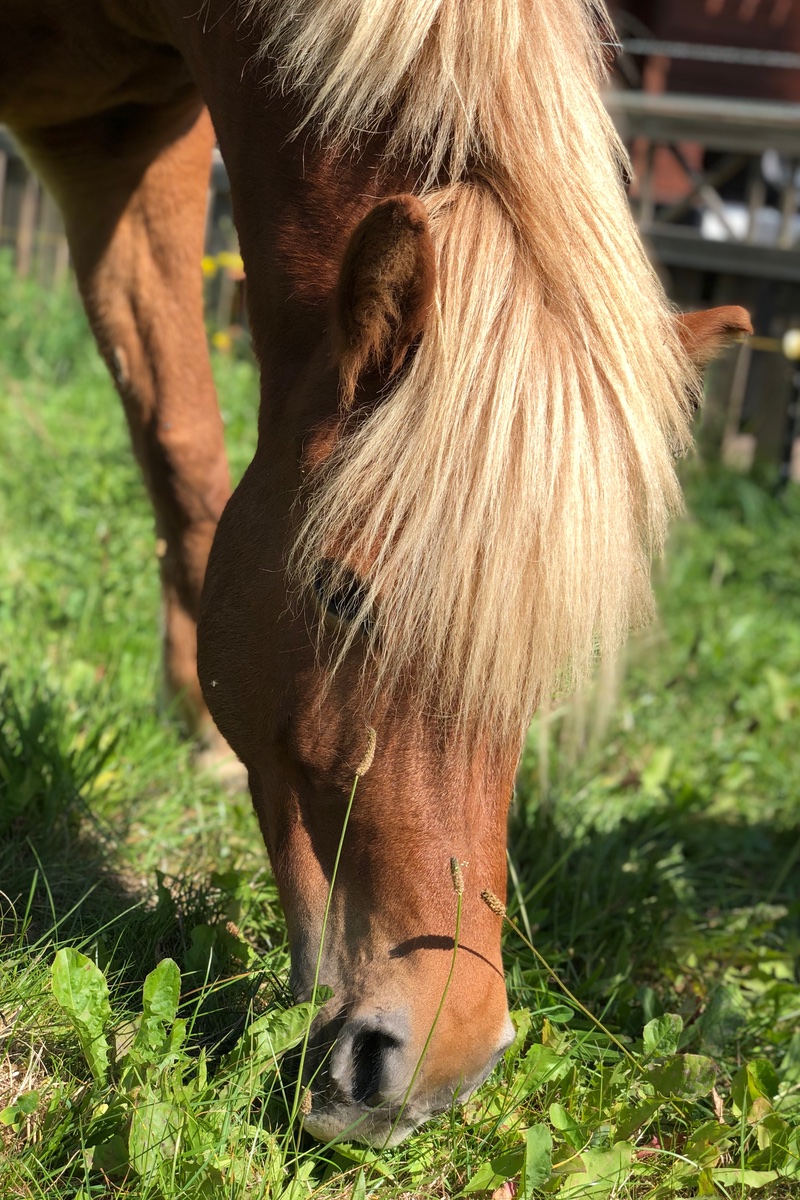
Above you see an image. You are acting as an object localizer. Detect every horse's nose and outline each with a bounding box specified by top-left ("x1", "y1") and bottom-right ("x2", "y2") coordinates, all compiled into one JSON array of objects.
[{"x1": 328, "y1": 1010, "x2": 411, "y2": 1106}]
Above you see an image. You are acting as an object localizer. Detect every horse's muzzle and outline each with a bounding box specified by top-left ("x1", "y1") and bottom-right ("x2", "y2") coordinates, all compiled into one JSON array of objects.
[{"x1": 301, "y1": 1007, "x2": 514, "y2": 1145}]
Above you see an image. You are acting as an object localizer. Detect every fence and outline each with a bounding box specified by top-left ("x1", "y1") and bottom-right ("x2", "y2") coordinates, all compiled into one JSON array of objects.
[
  {"x1": 0, "y1": 129, "x2": 245, "y2": 334},
  {"x1": 607, "y1": 86, "x2": 800, "y2": 482}
]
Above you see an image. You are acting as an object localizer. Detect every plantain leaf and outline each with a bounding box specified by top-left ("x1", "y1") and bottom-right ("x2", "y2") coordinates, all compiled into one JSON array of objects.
[
  {"x1": 643, "y1": 1013, "x2": 682, "y2": 1060},
  {"x1": 52, "y1": 948, "x2": 112, "y2": 1085},
  {"x1": 463, "y1": 1149, "x2": 524, "y2": 1193},
  {"x1": 647, "y1": 1054, "x2": 716, "y2": 1100},
  {"x1": 130, "y1": 958, "x2": 180, "y2": 1063},
  {"x1": 520, "y1": 1124, "x2": 552, "y2": 1197},
  {"x1": 224, "y1": 993, "x2": 332, "y2": 1083},
  {"x1": 129, "y1": 1094, "x2": 183, "y2": 1180}
]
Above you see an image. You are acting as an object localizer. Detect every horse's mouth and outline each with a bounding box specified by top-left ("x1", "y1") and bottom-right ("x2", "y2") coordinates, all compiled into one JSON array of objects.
[{"x1": 300, "y1": 1093, "x2": 432, "y2": 1147}]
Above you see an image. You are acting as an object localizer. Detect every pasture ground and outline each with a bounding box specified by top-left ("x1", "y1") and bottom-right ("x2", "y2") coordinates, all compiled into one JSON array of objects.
[{"x1": 0, "y1": 257, "x2": 798, "y2": 1197}]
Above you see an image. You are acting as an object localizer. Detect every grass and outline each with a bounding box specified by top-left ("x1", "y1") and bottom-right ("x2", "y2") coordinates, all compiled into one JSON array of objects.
[{"x1": 0, "y1": 254, "x2": 798, "y2": 1197}]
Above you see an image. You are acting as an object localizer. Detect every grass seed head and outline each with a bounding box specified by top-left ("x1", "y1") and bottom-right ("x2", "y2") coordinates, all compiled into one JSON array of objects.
[
  {"x1": 355, "y1": 725, "x2": 377, "y2": 777},
  {"x1": 480, "y1": 889, "x2": 506, "y2": 917},
  {"x1": 450, "y1": 857, "x2": 465, "y2": 895}
]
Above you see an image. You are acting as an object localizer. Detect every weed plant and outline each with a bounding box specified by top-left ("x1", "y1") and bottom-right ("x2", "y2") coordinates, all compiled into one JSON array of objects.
[{"x1": 0, "y1": 257, "x2": 798, "y2": 1196}]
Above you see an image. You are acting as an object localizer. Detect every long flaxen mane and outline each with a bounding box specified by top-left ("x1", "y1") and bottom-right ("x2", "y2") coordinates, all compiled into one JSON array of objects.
[{"x1": 249, "y1": 0, "x2": 698, "y2": 739}]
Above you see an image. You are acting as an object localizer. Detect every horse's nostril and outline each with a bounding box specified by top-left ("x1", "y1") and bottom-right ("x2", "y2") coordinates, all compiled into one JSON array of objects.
[
  {"x1": 350, "y1": 1027, "x2": 400, "y2": 1105},
  {"x1": 329, "y1": 1012, "x2": 409, "y2": 1107}
]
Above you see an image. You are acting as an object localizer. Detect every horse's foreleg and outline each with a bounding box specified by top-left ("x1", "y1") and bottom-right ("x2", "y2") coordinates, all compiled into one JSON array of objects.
[{"x1": 20, "y1": 99, "x2": 231, "y2": 743}]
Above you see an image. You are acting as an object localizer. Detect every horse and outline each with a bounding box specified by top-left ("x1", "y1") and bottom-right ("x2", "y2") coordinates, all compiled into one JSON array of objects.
[{"x1": 0, "y1": 0, "x2": 751, "y2": 1145}]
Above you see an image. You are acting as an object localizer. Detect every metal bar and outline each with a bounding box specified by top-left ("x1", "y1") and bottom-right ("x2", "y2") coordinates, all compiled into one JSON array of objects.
[
  {"x1": 605, "y1": 92, "x2": 800, "y2": 156},
  {"x1": 644, "y1": 225, "x2": 800, "y2": 282},
  {"x1": 637, "y1": 140, "x2": 656, "y2": 230},
  {"x1": 658, "y1": 154, "x2": 749, "y2": 227},
  {"x1": 620, "y1": 39, "x2": 800, "y2": 71},
  {"x1": 779, "y1": 159, "x2": 799, "y2": 249},
  {"x1": 745, "y1": 162, "x2": 767, "y2": 245},
  {"x1": 666, "y1": 143, "x2": 741, "y2": 241}
]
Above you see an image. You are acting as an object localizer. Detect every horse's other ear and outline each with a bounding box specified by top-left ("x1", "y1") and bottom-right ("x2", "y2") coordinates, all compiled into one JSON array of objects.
[
  {"x1": 335, "y1": 194, "x2": 436, "y2": 407},
  {"x1": 677, "y1": 306, "x2": 753, "y2": 367}
]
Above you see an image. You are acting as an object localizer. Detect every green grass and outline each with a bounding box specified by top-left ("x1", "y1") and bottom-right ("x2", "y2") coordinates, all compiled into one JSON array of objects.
[{"x1": 0, "y1": 255, "x2": 798, "y2": 1197}]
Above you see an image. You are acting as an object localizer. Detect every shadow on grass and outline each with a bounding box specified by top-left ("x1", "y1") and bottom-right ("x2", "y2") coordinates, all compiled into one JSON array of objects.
[
  {"x1": 0, "y1": 680, "x2": 269, "y2": 1048},
  {"x1": 506, "y1": 793, "x2": 800, "y2": 1063},
  {"x1": 2, "y1": 673, "x2": 797, "y2": 1069}
]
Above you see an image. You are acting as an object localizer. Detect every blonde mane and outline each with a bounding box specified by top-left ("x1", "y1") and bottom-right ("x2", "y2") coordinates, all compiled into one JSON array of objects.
[{"x1": 247, "y1": 0, "x2": 697, "y2": 739}]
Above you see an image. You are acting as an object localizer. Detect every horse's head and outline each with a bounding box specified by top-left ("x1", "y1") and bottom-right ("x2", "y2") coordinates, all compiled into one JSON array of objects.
[
  {"x1": 198, "y1": 189, "x2": 751, "y2": 1145},
  {"x1": 197, "y1": 194, "x2": 519, "y2": 1145}
]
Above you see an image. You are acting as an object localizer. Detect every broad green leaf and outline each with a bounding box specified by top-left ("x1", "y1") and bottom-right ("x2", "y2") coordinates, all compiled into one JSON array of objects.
[
  {"x1": 614, "y1": 1097, "x2": 662, "y2": 1141},
  {"x1": 543, "y1": 1005, "x2": 574, "y2": 1024},
  {"x1": 731, "y1": 1059, "x2": 781, "y2": 1116},
  {"x1": 463, "y1": 1149, "x2": 524, "y2": 1193},
  {"x1": 250, "y1": 1002, "x2": 322, "y2": 1057},
  {"x1": 184, "y1": 923, "x2": 217, "y2": 978},
  {"x1": 711, "y1": 1168, "x2": 779, "y2": 1189},
  {"x1": 698, "y1": 982, "x2": 749, "y2": 1057},
  {"x1": 684, "y1": 1119, "x2": 733, "y2": 1168},
  {"x1": 508, "y1": 1008, "x2": 532, "y2": 1057},
  {"x1": 560, "y1": 1143, "x2": 633, "y2": 1198},
  {"x1": 520, "y1": 1124, "x2": 552, "y2": 1198},
  {"x1": 647, "y1": 1053, "x2": 716, "y2": 1100},
  {"x1": 51, "y1": 948, "x2": 111, "y2": 1085},
  {"x1": 167, "y1": 1018, "x2": 187, "y2": 1056},
  {"x1": 16, "y1": 1090, "x2": 39, "y2": 1115},
  {"x1": 128, "y1": 1096, "x2": 183, "y2": 1180},
  {"x1": 131, "y1": 958, "x2": 180, "y2": 1063},
  {"x1": 641, "y1": 745, "x2": 673, "y2": 792},
  {"x1": 225, "y1": 996, "x2": 331, "y2": 1082},
  {"x1": 351, "y1": 1169, "x2": 366, "y2": 1200},
  {"x1": 755, "y1": 1111, "x2": 788, "y2": 1153},
  {"x1": 697, "y1": 1168, "x2": 716, "y2": 1195},
  {"x1": 549, "y1": 1103, "x2": 586, "y2": 1151},
  {"x1": 92, "y1": 1134, "x2": 130, "y2": 1179},
  {"x1": 643, "y1": 1013, "x2": 682, "y2": 1060},
  {"x1": 331, "y1": 1144, "x2": 392, "y2": 1179},
  {"x1": 747, "y1": 1059, "x2": 780, "y2": 1102},
  {"x1": 142, "y1": 958, "x2": 180, "y2": 1024},
  {"x1": 513, "y1": 1043, "x2": 572, "y2": 1099},
  {"x1": 1, "y1": 1089, "x2": 39, "y2": 1125}
]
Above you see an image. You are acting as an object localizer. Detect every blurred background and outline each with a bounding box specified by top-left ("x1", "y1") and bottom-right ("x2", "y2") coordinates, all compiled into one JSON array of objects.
[{"x1": 610, "y1": 0, "x2": 800, "y2": 481}]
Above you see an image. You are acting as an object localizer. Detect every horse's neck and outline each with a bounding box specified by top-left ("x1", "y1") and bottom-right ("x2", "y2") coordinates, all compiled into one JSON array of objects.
[{"x1": 161, "y1": 1, "x2": 404, "y2": 392}]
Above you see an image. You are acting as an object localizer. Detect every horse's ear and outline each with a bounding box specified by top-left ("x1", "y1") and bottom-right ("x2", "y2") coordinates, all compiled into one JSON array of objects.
[
  {"x1": 677, "y1": 306, "x2": 752, "y2": 367},
  {"x1": 335, "y1": 194, "x2": 436, "y2": 406}
]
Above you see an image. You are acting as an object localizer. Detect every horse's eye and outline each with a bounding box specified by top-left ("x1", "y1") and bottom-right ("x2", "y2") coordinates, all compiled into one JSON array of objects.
[{"x1": 313, "y1": 563, "x2": 371, "y2": 631}]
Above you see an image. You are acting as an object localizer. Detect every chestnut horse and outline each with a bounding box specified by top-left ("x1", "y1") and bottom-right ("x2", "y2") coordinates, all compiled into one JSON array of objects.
[{"x1": 1, "y1": 0, "x2": 750, "y2": 1144}]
